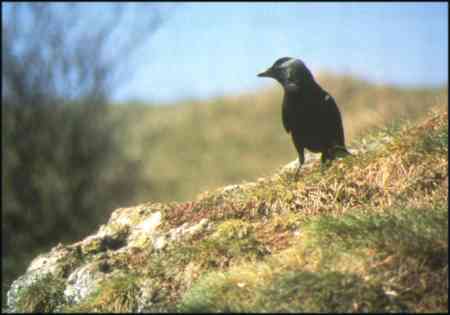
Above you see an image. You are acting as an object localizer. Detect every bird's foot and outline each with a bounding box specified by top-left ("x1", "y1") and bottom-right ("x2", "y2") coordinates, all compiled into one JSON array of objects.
[
  {"x1": 293, "y1": 165, "x2": 302, "y2": 181},
  {"x1": 320, "y1": 160, "x2": 332, "y2": 173}
]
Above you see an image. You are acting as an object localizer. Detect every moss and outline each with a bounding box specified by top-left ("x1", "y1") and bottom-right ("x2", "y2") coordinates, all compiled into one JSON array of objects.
[
  {"x1": 15, "y1": 273, "x2": 66, "y2": 313},
  {"x1": 81, "y1": 238, "x2": 104, "y2": 255},
  {"x1": 64, "y1": 274, "x2": 141, "y2": 312},
  {"x1": 56, "y1": 246, "x2": 85, "y2": 278},
  {"x1": 81, "y1": 226, "x2": 129, "y2": 255},
  {"x1": 212, "y1": 219, "x2": 253, "y2": 240},
  {"x1": 191, "y1": 220, "x2": 269, "y2": 269},
  {"x1": 270, "y1": 212, "x2": 304, "y2": 232},
  {"x1": 416, "y1": 120, "x2": 448, "y2": 154}
]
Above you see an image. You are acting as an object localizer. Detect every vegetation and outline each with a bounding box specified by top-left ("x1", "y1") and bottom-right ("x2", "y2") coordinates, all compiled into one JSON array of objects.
[
  {"x1": 179, "y1": 205, "x2": 447, "y2": 312},
  {"x1": 1, "y1": 3, "x2": 163, "y2": 306},
  {"x1": 3, "y1": 5, "x2": 446, "y2": 313},
  {"x1": 64, "y1": 274, "x2": 142, "y2": 313},
  {"x1": 2, "y1": 12, "x2": 446, "y2": 306},
  {"x1": 113, "y1": 73, "x2": 447, "y2": 203},
  {"x1": 11, "y1": 105, "x2": 446, "y2": 312},
  {"x1": 14, "y1": 274, "x2": 66, "y2": 313},
  {"x1": 175, "y1": 107, "x2": 448, "y2": 313}
]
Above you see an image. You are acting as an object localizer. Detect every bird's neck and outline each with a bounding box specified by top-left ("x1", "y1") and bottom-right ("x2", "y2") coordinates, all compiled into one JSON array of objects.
[{"x1": 283, "y1": 78, "x2": 321, "y2": 96}]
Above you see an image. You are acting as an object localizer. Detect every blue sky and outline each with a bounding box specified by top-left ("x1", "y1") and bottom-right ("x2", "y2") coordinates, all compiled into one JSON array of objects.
[
  {"x1": 3, "y1": 2, "x2": 448, "y2": 104},
  {"x1": 116, "y1": 2, "x2": 448, "y2": 104}
]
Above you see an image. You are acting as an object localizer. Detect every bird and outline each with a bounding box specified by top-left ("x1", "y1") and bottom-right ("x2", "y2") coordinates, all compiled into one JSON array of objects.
[{"x1": 257, "y1": 57, "x2": 350, "y2": 175}]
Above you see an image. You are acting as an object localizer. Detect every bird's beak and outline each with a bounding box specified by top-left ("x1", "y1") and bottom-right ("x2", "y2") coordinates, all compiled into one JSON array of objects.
[{"x1": 257, "y1": 68, "x2": 273, "y2": 78}]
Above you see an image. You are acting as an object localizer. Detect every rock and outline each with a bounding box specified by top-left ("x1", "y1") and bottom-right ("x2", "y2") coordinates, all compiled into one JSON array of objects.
[
  {"x1": 64, "y1": 261, "x2": 121, "y2": 305},
  {"x1": 5, "y1": 203, "x2": 212, "y2": 312},
  {"x1": 168, "y1": 218, "x2": 209, "y2": 241}
]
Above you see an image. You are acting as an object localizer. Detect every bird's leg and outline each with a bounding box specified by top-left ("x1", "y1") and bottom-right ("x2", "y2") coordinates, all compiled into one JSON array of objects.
[
  {"x1": 299, "y1": 147, "x2": 305, "y2": 166},
  {"x1": 295, "y1": 164, "x2": 301, "y2": 179},
  {"x1": 294, "y1": 147, "x2": 305, "y2": 180},
  {"x1": 320, "y1": 150, "x2": 333, "y2": 172},
  {"x1": 334, "y1": 145, "x2": 351, "y2": 158}
]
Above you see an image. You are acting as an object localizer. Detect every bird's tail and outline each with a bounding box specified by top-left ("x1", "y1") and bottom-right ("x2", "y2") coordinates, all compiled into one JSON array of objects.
[{"x1": 333, "y1": 145, "x2": 351, "y2": 158}]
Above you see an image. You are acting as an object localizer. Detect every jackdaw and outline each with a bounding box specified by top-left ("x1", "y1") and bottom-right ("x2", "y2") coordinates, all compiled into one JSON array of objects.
[{"x1": 258, "y1": 57, "x2": 350, "y2": 175}]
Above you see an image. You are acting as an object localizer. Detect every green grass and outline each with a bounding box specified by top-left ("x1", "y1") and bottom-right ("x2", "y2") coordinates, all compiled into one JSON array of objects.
[
  {"x1": 63, "y1": 274, "x2": 141, "y2": 313},
  {"x1": 111, "y1": 74, "x2": 447, "y2": 203},
  {"x1": 5, "y1": 76, "x2": 448, "y2": 313},
  {"x1": 179, "y1": 206, "x2": 447, "y2": 313},
  {"x1": 9, "y1": 106, "x2": 448, "y2": 313},
  {"x1": 176, "y1": 108, "x2": 448, "y2": 313},
  {"x1": 14, "y1": 273, "x2": 66, "y2": 313}
]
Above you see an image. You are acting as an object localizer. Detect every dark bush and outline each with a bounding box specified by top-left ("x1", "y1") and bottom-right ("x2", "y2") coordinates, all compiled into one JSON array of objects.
[{"x1": 1, "y1": 3, "x2": 166, "y2": 307}]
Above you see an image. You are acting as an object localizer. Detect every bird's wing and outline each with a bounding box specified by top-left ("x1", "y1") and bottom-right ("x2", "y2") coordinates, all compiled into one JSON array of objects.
[
  {"x1": 282, "y1": 98, "x2": 292, "y2": 133},
  {"x1": 324, "y1": 94, "x2": 346, "y2": 146}
]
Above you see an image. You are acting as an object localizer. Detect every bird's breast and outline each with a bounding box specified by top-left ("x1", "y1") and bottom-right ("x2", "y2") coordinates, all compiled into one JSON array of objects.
[{"x1": 284, "y1": 91, "x2": 339, "y2": 152}]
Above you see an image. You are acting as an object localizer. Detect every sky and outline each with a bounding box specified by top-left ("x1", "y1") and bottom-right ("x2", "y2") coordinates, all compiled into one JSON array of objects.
[{"x1": 3, "y1": 2, "x2": 448, "y2": 104}]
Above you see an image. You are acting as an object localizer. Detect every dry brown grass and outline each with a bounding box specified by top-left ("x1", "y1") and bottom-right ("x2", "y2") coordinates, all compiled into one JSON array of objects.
[
  {"x1": 112, "y1": 73, "x2": 447, "y2": 204},
  {"x1": 177, "y1": 107, "x2": 448, "y2": 313},
  {"x1": 18, "y1": 106, "x2": 446, "y2": 313}
]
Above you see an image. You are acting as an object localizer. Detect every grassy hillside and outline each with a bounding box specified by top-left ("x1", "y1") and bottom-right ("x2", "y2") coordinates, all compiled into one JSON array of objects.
[
  {"x1": 112, "y1": 73, "x2": 447, "y2": 204},
  {"x1": 11, "y1": 105, "x2": 447, "y2": 313},
  {"x1": 3, "y1": 74, "x2": 446, "y2": 310},
  {"x1": 176, "y1": 107, "x2": 448, "y2": 312}
]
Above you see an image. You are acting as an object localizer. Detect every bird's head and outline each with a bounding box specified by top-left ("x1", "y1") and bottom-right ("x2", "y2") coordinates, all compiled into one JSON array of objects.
[{"x1": 257, "y1": 57, "x2": 314, "y2": 91}]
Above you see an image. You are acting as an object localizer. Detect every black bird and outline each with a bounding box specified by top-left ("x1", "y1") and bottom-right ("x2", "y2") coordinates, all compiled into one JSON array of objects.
[{"x1": 258, "y1": 57, "x2": 350, "y2": 174}]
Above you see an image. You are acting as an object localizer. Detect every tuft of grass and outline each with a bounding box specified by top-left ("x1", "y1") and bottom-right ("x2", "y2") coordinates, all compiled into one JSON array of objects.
[
  {"x1": 111, "y1": 76, "x2": 447, "y2": 203},
  {"x1": 417, "y1": 122, "x2": 448, "y2": 154},
  {"x1": 309, "y1": 207, "x2": 448, "y2": 264},
  {"x1": 254, "y1": 270, "x2": 407, "y2": 313},
  {"x1": 15, "y1": 273, "x2": 66, "y2": 313},
  {"x1": 179, "y1": 271, "x2": 407, "y2": 313},
  {"x1": 10, "y1": 106, "x2": 448, "y2": 313},
  {"x1": 194, "y1": 219, "x2": 269, "y2": 268},
  {"x1": 179, "y1": 204, "x2": 447, "y2": 313},
  {"x1": 64, "y1": 274, "x2": 141, "y2": 313},
  {"x1": 75, "y1": 107, "x2": 450, "y2": 312}
]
